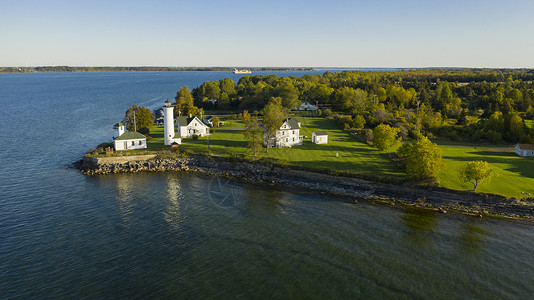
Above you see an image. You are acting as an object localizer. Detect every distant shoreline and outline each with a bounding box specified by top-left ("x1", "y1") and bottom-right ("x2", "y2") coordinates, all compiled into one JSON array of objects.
[{"x1": 0, "y1": 66, "x2": 314, "y2": 73}]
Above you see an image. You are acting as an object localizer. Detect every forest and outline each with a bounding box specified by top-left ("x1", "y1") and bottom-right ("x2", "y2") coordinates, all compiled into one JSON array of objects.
[{"x1": 184, "y1": 69, "x2": 534, "y2": 144}]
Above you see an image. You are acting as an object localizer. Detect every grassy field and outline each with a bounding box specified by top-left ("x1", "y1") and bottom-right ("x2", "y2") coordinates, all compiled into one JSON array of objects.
[
  {"x1": 438, "y1": 145, "x2": 534, "y2": 197},
  {"x1": 145, "y1": 117, "x2": 534, "y2": 197},
  {"x1": 149, "y1": 117, "x2": 405, "y2": 179}
]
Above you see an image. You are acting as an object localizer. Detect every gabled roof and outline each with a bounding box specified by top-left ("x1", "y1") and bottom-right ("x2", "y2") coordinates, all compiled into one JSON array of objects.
[
  {"x1": 115, "y1": 131, "x2": 146, "y2": 140},
  {"x1": 177, "y1": 116, "x2": 209, "y2": 127},
  {"x1": 313, "y1": 131, "x2": 328, "y2": 136},
  {"x1": 176, "y1": 116, "x2": 195, "y2": 126},
  {"x1": 283, "y1": 118, "x2": 300, "y2": 129},
  {"x1": 516, "y1": 144, "x2": 534, "y2": 150}
]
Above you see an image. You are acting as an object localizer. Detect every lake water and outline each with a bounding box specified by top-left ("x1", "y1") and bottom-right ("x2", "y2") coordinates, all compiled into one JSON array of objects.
[{"x1": 1, "y1": 71, "x2": 533, "y2": 299}]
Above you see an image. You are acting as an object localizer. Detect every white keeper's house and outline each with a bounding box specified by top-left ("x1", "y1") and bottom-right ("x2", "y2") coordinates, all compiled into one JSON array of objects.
[
  {"x1": 515, "y1": 144, "x2": 534, "y2": 157},
  {"x1": 113, "y1": 123, "x2": 147, "y2": 151},
  {"x1": 264, "y1": 118, "x2": 303, "y2": 148},
  {"x1": 176, "y1": 115, "x2": 210, "y2": 138}
]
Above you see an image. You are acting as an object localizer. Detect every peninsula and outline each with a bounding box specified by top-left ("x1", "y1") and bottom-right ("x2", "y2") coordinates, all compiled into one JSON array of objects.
[{"x1": 78, "y1": 68, "x2": 534, "y2": 219}]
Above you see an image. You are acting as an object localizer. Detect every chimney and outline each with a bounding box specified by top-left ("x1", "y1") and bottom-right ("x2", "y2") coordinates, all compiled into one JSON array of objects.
[{"x1": 189, "y1": 113, "x2": 192, "y2": 118}]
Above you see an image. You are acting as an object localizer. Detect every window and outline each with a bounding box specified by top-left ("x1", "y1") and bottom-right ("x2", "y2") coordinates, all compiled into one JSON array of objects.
[
  {"x1": 139, "y1": 141, "x2": 143, "y2": 145},
  {"x1": 292, "y1": 138, "x2": 295, "y2": 141},
  {"x1": 285, "y1": 138, "x2": 288, "y2": 142},
  {"x1": 131, "y1": 141, "x2": 135, "y2": 146},
  {"x1": 293, "y1": 130, "x2": 295, "y2": 134}
]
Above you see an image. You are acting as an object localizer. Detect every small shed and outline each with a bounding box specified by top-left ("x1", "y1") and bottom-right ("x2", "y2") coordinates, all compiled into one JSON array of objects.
[
  {"x1": 114, "y1": 131, "x2": 147, "y2": 151},
  {"x1": 312, "y1": 131, "x2": 328, "y2": 144},
  {"x1": 515, "y1": 144, "x2": 534, "y2": 157}
]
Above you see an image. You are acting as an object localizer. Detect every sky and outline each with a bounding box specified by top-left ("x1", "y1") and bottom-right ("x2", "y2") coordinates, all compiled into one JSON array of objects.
[{"x1": 1, "y1": 0, "x2": 533, "y2": 68}]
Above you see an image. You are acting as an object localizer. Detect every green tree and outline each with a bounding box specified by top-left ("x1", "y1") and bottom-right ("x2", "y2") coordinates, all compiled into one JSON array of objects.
[
  {"x1": 353, "y1": 114, "x2": 366, "y2": 130},
  {"x1": 212, "y1": 116, "x2": 220, "y2": 128},
  {"x1": 275, "y1": 81, "x2": 300, "y2": 110},
  {"x1": 458, "y1": 161, "x2": 496, "y2": 191},
  {"x1": 262, "y1": 97, "x2": 288, "y2": 152},
  {"x1": 398, "y1": 137, "x2": 444, "y2": 180},
  {"x1": 175, "y1": 86, "x2": 195, "y2": 116},
  {"x1": 242, "y1": 110, "x2": 251, "y2": 124},
  {"x1": 123, "y1": 105, "x2": 154, "y2": 132},
  {"x1": 243, "y1": 115, "x2": 263, "y2": 155},
  {"x1": 219, "y1": 78, "x2": 236, "y2": 97},
  {"x1": 372, "y1": 124, "x2": 401, "y2": 151}
]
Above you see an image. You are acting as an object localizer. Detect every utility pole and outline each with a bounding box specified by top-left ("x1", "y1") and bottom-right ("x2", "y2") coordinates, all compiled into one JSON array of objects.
[{"x1": 133, "y1": 110, "x2": 137, "y2": 132}]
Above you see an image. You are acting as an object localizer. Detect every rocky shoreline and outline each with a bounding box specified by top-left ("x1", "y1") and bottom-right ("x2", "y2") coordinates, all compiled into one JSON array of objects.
[{"x1": 77, "y1": 154, "x2": 534, "y2": 219}]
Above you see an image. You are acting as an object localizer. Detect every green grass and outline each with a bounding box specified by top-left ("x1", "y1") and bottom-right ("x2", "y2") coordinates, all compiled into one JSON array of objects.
[
  {"x1": 150, "y1": 117, "x2": 405, "y2": 179},
  {"x1": 144, "y1": 118, "x2": 534, "y2": 198},
  {"x1": 438, "y1": 145, "x2": 534, "y2": 197}
]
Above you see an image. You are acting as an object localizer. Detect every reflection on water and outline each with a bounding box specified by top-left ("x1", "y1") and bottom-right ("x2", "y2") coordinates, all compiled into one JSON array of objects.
[
  {"x1": 459, "y1": 221, "x2": 489, "y2": 253},
  {"x1": 116, "y1": 174, "x2": 136, "y2": 226},
  {"x1": 164, "y1": 175, "x2": 182, "y2": 232},
  {"x1": 401, "y1": 207, "x2": 439, "y2": 245}
]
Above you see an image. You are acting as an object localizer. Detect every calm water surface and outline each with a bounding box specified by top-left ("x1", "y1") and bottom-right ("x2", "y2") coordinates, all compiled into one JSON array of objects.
[{"x1": 1, "y1": 71, "x2": 533, "y2": 299}]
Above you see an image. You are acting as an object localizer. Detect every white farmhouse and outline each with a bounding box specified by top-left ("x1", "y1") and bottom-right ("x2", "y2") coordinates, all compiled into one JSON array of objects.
[
  {"x1": 176, "y1": 115, "x2": 210, "y2": 138},
  {"x1": 298, "y1": 102, "x2": 318, "y2": 111},
  {"x1": 312, "y1": 131, "x2": 328, "y2": 144},
  {"x1": 113, "y1": 123, "x2": 147, "y2": 151},
  {"x1": 515, "y1": 144, "x2": 534, "y2": 157},
  {"x1": 265, "y1": 118, "x2": 303, "y2": 148}
]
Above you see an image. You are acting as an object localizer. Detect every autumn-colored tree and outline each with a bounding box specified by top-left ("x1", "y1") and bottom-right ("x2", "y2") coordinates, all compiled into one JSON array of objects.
[
  {"x1": 122, "y1": 105, "x2": 154, "y2": 132},
  {"x1": 175, "y1": 86, "x2": 195, "y2": 116}
]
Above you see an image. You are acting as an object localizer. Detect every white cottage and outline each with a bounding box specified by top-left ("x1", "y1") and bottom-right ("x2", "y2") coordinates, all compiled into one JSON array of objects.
[
  {"x1": 176, "y1": 115, "x2": 210, "y2": 138},
  {"x1": 515, "y1": 144, "x2": 534, "y2": 157},
  {"x1": 113, "y1": 124, "x2": 147, "y2": 151},
  {"x1": 312, "y1": 131, "x2": 328, "y2": 144},
  {"x1": 265, "y1": 118, "x2": 303, "y2": 148}
]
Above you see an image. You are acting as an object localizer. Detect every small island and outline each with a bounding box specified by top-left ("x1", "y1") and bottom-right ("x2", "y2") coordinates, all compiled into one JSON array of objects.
[{"x1": 78, "y1": 69, "x2": 534, "y2": 219}]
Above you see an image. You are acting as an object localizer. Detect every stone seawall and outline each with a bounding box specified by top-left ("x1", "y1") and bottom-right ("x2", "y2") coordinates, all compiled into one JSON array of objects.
[{"x1": 77, "y1": 154, "x2": 534, "y2": 219}]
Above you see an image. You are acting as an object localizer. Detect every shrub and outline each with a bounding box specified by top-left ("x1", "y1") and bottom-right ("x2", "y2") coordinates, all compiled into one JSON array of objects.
[
  {"x1": 138, "y1": 127, "x2": 150, "y2": 136},
  {"x1": 362, "y1": 129, "x2": 374, "y2": 145},
  {"x1": 192, "y1": 134, "x2": 199, "y2": 140}
]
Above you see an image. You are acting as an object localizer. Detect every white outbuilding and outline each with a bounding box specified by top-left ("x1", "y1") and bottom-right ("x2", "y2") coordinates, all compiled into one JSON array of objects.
[
  {"x1": 113, "y1": 124, "x2": 147, "y2": 151},
  {"x1": 515, "y1": 144, "x2": 534, "y2": 157},
  {"x1": 312, "y1": 131, "x2": 328, "y2": 144}
]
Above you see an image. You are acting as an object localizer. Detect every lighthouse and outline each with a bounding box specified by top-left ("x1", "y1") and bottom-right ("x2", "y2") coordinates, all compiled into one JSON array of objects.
[{"x1": 163, "y1": 99, "x2": 181, "y2": 145}]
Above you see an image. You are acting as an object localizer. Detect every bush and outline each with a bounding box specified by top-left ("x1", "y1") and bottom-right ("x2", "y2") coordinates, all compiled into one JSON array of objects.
[
  {"x1": 362, "y1": 129, "x2": 374, "y2": 145},
  {"x1": 138, "y1": 127, "x2": 150, "y2": 136},
  {"x1": 192, "y1": 134, "x2": 199, "y2": 140},
  {"x1": 96, "y1": 142, "x2": 114, "y2": 149},
  {"x1": 179, "y1": 148, "x2": 192, "y2": 157}
]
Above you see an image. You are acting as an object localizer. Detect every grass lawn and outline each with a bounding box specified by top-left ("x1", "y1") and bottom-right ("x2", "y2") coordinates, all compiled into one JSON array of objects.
[
  {"x1": 438, "y1": 145, "x2": 534, "y2": 197},
  {"x1": 149, "y1": 117, "x2": 405, "y2": 179},
  {"x1": 145, "y1": 117, "x2": 534, "y2": 198}
]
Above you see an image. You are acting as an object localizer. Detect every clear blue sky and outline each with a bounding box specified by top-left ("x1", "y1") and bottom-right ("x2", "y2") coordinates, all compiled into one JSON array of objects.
[{"x1": 1, "y1": 0, "x2": 533, "y2": 68}]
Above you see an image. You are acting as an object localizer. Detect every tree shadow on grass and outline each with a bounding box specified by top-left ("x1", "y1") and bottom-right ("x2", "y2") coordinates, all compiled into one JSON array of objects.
[
  {"x1": 297, "y1": 158, "x2": 404, "y2": 177},
  {"x1": 444, "y1": 154, "x2": 534, "y2": 179}
]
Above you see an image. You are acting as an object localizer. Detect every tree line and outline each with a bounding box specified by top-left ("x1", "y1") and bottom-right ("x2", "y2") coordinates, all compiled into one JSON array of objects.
[{"x1": 182, "y1": 68, "x2": 534, "y2": 144}]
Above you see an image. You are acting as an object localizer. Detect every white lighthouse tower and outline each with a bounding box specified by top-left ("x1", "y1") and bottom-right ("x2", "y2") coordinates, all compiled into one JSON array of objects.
[{"x1": 163, "y1": 99, "x2": 181, "y2": 145}]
